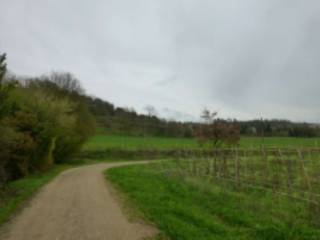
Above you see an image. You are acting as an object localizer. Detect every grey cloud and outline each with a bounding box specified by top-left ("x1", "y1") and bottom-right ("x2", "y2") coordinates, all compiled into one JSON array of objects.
[
  {"x1": 1, "y1": 0, "x2": 320, "y2": 122},
  {"x1": 154, "y1": 74, "x2": 179, "y2": 87}
]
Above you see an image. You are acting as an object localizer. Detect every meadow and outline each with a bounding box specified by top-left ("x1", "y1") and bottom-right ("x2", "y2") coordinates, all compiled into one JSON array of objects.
[
  {"x1": 103, "y1": 133, "x2": 320, "y2": 239},
  {"x1": 83, "y1": 133, "x2": 320, "y2": 151},
  {"x1": 107, "y1": 149, "x2": 320, "y2": 240}
]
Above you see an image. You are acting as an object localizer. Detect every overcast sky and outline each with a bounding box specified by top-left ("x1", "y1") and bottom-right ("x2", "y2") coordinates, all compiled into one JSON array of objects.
[{"x1": 1, "y1": 0, "x2": 320, "y2": 122}]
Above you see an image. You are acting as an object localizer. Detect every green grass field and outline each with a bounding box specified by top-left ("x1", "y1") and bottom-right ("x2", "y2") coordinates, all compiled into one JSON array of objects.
[
  {"x1": 107, "y1": 161, "x2": 320, "y2": 240},
  {"x1": 83, "y1": 134, "x2": 320, "y2": 151}
]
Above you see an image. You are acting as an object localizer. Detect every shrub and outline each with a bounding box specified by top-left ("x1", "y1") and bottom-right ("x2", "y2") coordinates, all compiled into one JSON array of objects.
[
  {"x1": 0, "y1": 54, "x2": 95, "y2": 185},
  {"x1": 194, "y1": 109, "x2": 240, "y2": 148}
]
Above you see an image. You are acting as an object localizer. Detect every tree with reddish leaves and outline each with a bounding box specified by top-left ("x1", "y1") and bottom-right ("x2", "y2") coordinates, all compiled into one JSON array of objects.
[{"x1": 194, "y1": 108, "x2": 240, "y2": 148}]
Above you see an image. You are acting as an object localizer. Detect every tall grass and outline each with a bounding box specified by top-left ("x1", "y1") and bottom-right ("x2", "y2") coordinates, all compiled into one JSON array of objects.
[
  {"x1": 156, "y1": 148, "x2": 320, "y2": 226},
  {"x1": 107, "y1": 148, "x2": 320, "y2": 239}
]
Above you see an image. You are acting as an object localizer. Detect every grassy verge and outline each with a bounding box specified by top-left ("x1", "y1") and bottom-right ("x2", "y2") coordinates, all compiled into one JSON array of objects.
[
  {"x1": 0, "y1": 163, "x2": 82, "y2": 226},
  {"x1": 106, "y1": 162, "x2": 320, "y2": 240}
]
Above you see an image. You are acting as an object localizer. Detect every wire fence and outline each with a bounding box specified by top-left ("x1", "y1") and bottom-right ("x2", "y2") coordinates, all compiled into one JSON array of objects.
[{"x1": 149, "y1": 148, "x2": 320, "y2": 227}]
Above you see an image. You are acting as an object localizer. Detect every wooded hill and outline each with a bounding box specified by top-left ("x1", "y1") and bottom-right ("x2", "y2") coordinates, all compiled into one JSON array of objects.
[{"x1": 86, "y1": 96, "x2": 320, "y2": 138}]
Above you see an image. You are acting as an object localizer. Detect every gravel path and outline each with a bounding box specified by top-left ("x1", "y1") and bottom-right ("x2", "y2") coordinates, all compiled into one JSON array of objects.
[{"x1": 1, "y1": 162, "x2": 156, "y2": 240}]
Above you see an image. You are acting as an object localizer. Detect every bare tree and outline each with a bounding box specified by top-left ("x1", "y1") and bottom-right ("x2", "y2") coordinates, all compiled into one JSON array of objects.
[
  {"x1": 49, "y1": 72, "x2": 84, "y2": 94},
  {"x1": 144, "y1": 105, "x2": 157, "y2": 117},
  {"x1": 201, "y1": 108, "x2": 217, "y2": 124}
]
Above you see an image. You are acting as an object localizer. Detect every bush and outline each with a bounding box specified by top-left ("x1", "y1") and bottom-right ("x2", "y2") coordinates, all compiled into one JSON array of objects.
[
  {"x1": 0, "y1": 54, "x2": 95, "y2": 185},
  {"x1": 194, "y1": 109, "x2": 240, "y2": 148}
]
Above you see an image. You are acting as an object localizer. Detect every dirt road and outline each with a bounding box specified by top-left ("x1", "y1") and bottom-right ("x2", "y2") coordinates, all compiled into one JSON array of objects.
[{"x1": 1, "y1": 162, "x2": 156, "y2": 240}]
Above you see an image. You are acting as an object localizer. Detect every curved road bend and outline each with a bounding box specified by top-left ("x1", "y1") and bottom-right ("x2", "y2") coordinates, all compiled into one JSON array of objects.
[{"x1": 1, "y1": 162, "x2": 156, "y2": 240}]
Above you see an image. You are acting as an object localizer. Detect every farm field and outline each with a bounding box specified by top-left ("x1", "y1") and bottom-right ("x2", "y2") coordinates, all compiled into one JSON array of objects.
[
  {"x1": 83, "y1": 133, "x2": 320, "y2": 151},
  {"x1": 107, "y1": 151, "x2": 320, "y2": 240}
]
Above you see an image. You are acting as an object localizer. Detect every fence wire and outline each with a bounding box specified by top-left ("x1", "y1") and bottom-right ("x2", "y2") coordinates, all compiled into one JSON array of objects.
[{"x1": 148, "y1": 148, "x2": 320, "y2": 227}]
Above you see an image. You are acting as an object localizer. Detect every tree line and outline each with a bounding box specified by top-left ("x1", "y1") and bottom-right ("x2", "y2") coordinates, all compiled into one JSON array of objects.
[
  {"x1": 239, "y1": 119, "x2": 320, "y2": 137},
  {"x1": 85, "y1": 96, "x2": 195, "y2": 138},
  {"x1": 0, "y1": 54, "x2": 95, "y2": 187},
  {"x1": 87, "y1": 96, "x2": 320, "y2": 138}
]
